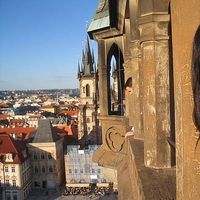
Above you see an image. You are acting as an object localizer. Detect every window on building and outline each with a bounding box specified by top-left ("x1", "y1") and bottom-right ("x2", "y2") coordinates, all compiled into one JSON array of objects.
[
  {"x1": 13, "y1": 195, "x2": 18, "y2": 200},
  {"x1": 33, "y1": 154, "x2": 37, "y2": 160},
  {"x1": 42, "y1": 166, "x2": 45, "y2": 173},
  {"x1": 92, "y1": 169, "x2": 95, "y2": 173},
  {"x1": 34, "y1": 181, "x2": 40, "y2": 187},
  {"x1": 34, "y1": 166, "x2": 38, "y2": 173},
  {"x1": 80, "y1": 169, "x2": 83, "y2": 173},
  {"x1": 75, "y1": 169, "x2": 78, "y2": 173},
  {"x1": 49, "y1": 166, "x2": 53, "y2": 173},
  {"x1": 83, "y1": 87, "x2": 85, "y2": 93},
  {"x1": 29, "y1": 153, "x2": 32, "y2": 159},
  {"x1": 69, "y1": 169, "x2": 72, "y2": 174},
  {"x1": 86, "y1": 84, "x2": 90, "y2": 97},
  {"x1": 5, "y1": 180, "x2": 9, "y2": 187},
  {"x1": 12, "y1": 167, "x2": 15, "y2": 173},
  {"x1": 98, "y1": 169, "x2": 101, "y2": 174},
  {"x1": 41, "y1": 153, "x2": 45, "y2": 160},
  {"x1": 5, "y1": 166, "x2": 8, "y2": 172},
  {"x1": 5, "y1": 191, "x2": 11, "y2": 200},
  {"x1": 87, "y1": 117, "x2": 90, "y2": 123},
  {"x1": 12, "y1": 180, "x2": 16, "y2": 187},
  {"x1": 48, "y1": 153, "x2": 52, "y2": 159},
  {"x1": 92, "y1": 113, "x2": 95, "y2": 122}
]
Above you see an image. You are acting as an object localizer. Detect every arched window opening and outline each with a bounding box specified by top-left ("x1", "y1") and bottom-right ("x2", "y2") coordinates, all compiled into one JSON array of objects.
[
  {"x1": 110, "y1": 56, "x2": 119, "y2": 112},
  {"x1": 86, "y1": 84, "x2": 90, "y2": 97},
  {"x1": 107, "y1": 43, "x2": 125, "y2": 115}
]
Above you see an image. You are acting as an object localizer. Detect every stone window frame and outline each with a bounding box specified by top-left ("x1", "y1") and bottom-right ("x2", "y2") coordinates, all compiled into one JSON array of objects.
[{"x1": 106, "y1": 43, "x2": 125, "y2": 116}]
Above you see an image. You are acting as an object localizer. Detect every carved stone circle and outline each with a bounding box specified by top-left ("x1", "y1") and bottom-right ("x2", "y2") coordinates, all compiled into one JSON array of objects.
[{"x1": 106, "y1": 127, "x2": 125, "y2": 152}]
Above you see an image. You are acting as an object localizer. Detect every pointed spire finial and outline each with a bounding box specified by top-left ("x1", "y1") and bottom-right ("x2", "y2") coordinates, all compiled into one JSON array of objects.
[{"x1": 77, "y1": 62, "x2": 81, "y2": 79}]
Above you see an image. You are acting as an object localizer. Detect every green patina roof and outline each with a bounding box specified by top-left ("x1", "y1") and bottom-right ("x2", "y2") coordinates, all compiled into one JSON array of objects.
[{"x1": 87, "y1": 0, "x2": 111, "y2": 33}]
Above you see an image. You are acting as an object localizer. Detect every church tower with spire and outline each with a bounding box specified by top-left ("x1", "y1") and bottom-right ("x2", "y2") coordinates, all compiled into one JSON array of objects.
[{"x1": 77, "y1": 37, "x2": 101, "y2": 145}]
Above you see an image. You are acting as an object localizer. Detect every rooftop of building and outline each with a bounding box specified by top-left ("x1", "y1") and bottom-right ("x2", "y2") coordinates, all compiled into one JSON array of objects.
[
  {"x1": 0, "y1": 133, "x2": 28, "y2": 164},
  {"x1": 0, "y1": 127, "x2": 37, "y2": 140},
  {"x1": 32, "y1": 119, "x2": 59, "y2": 143}
]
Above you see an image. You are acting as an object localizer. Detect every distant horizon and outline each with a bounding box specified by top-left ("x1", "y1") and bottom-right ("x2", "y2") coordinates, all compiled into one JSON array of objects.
[
  {"x1": 0, "y1": 0, "x2": 98, "y2": 90},
  {"x1": 0, "y1": 87, "x2": 80, "y2": 92}
]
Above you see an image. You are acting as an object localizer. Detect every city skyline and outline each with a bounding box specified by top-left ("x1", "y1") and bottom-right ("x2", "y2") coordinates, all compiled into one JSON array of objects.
[{"x1": 0, "y1": 0, "x2": 98, "y2": 91}]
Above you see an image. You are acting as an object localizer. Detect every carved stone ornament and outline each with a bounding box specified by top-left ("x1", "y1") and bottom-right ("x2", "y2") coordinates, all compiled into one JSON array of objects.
[{"x1": 106, "y1": 127, "x2": 125, "y2": 152}]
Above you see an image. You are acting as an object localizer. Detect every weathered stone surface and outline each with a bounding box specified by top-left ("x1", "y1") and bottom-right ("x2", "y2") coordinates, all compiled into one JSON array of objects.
[
  {"x1": 129, "y1": 138, "x2": 176, "y2": 200},
  {"x1": 171, "y1": 0, "x2": 200, "y2": 199},
  {"x1": 88, "y1": 0, "x2": 200, "y2": 199}
]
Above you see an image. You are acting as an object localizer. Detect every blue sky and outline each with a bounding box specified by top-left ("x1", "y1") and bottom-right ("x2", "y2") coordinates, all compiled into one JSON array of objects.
[{"x1": 0, "y1": 0, "x2": 98, "y2": 90}]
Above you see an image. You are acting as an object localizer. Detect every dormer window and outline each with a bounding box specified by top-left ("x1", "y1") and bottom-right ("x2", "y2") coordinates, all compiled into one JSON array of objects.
[{"x1": 5, "y1": 153, "x2": 13, "y2": 162}]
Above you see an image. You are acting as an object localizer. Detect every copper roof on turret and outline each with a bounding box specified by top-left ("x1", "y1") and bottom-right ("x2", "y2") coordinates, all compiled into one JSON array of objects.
[
  {"x1": 87, "y1": 0, "x2": 117, "y2": 38},
  {"x1": 87, "y1": 0, "x2": 110, "y2": 32}
]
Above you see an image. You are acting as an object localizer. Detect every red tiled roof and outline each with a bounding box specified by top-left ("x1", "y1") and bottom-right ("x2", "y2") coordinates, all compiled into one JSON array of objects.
[
  {"x1": 58, "y1": 110, "x2": 79, "y2": 116},
  {"x1": 0, "y1": 104, "x2": 9, "y2": 108},
  {"x1": 54, "y1": 125, "x2": 73, "y2": 136},
  {"x1": 29, "y1": 115, "x2": 43, "y2": 119},
  {"x1": 0, "y1": 127, "x2": 36, "y2": 140},
  {"x1": 0, "y1": 133, "x2": 28, "y2": 164},
  {"x1": 10, "y1": 119, "x2": 26, "y2": 124},
  {"x1": 0, "y1": 114, "x2": 10, "y2": 120},
  {"x1": 54, "y1": 125, "x2": 78, "y2": 138}
]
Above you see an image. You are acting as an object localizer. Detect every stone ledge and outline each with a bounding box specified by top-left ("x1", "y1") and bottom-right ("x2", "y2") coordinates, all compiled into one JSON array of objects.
[
  {"x1": 92, "y1": 146, "x2": 125, "y2": 169},
  {"x1": 128, "y1": 138, "x2": 176, "y2": 200}
]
